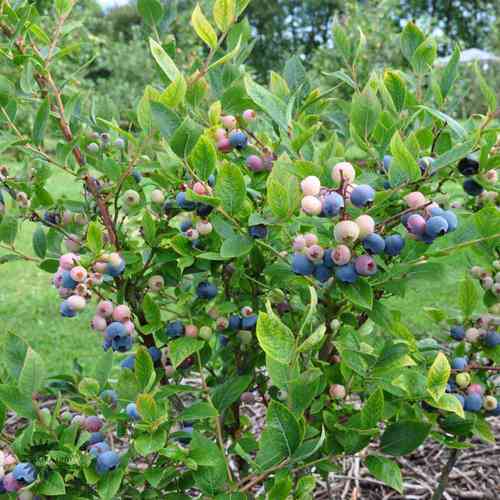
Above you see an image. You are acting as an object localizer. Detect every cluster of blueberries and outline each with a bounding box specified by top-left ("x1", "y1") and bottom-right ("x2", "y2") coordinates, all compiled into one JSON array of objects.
[
  {"x1": 0, "y1": 462, "x2": 37, "y2": 495},
  {"x1": 470, "y1": 261, "x2": 500, "y2": 299},
  {"x1": 457, "y1": 157, "x2": 498, "y2": 200},
  {"x1": 86, "y1": 131, "x2": 125, "y2": 155}
]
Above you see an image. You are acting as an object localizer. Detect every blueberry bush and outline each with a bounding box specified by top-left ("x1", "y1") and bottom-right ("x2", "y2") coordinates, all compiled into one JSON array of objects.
[{"x1": 0, "y1": 0, "x2": 499, "y2": 498}]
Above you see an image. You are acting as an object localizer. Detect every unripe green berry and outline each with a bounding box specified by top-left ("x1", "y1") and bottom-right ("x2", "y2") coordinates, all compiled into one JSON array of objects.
[
  {"x1": 484, "y1": 395, "x2": 497, "y2": 411},
  {"x1": 87, "y1": 142, "x2": 99, "y2": 154},
  {"x1": 456, "y1": 372, "x2": 471, "y2": 388},
  {"x1": 199, "y1": 326, "x2": 213, "y2": 340},
  {"x1": 123, "y1": 189, "x2": 140, "y2": 206}
]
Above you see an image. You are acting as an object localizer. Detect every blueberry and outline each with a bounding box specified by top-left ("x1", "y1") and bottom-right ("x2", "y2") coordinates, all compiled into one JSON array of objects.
[
  {"x1": 418, "y1": 232, "x2": 435, "y2": 244},
  {"x1": 464, "y1": 393, "x2": 482, "y2": 412},
  {"x1": 112, "y1": 334, "x2": 132, "y2": 352},
  {"x1": 126, "y1": 402, "x2": 141, "y2": 421},
  {"x1": 241, "y1": 315, "x2": 257, "y2": 330},
  {"x1": 383, "y1": 180, "x2": 391, "y2": 189},
  {"x1": 196, "y1": 203, "x2": 214, "y2": 216},
  {"x1": 12, "y1": 463, "x2": 37, "y2": 484},
  {"x1": 322, "y1": 192, "x2": 344, "y2": 216},
  {"x1": 451, "y1": 357, "x2": 468, "y2": 370},
  {"x1": 106, "y1": 258, "x2": 125, "y2": 277},
  {"x1": 463, "y1": 179, "x2": 484, "y2": 197},
  {"x1": 176, "y1": 192, "x2": 196, "y2": 211},
  {"x1": 208, "y1": 174, "x2": 216, "y2": 187},
  {"x1": 384, "y1": 235, "x2": 405, "y2": 256},
  {"x1": 362, "y1": 233, "x2": 385, "y2": 255},
  {"x1": 96, "y1": 451, "x2": 120, "y2": 475},
  {"x1": 335, "y1": 263, "x2": 358, "y2": 283},
  {"x1": 418, "y1": 156, "x2": 436, "y2": 175},
  {"x1": 88, "y1": 432, "x2": 105, "y2": 445},
  {"x1": 382, "y1": 155, "x2": 392, "y2": 172},
  {"x1": 323, "y1": 249, "x2": 335, "y2": 268},
  {"x1": 89, "y1": 441, "x2": 110, "y2": 457},
  {"x1": 249, "y1": 224, "x2": 267, "y2": 239},
  {"x1": 105, "y1": 322, "x2": 126, "y2": 341},
  {"x1": 148, "y1": 346, "x2": 162, "y2": 363},
  {"x1": 446, "y1": 380, "x2": 457, "y2": 392},
  {"x1": 314, "y1": 264, "x2": 333, "y2": 283},
  {"x1": 291, "y1": 253, "x2": 314, "y2": 276},
  {"x1": 350, "y1": 185, "x2": 375, "y2": 208},
  {"x1": 425, "y1": 216, "x2": 449, "y2": 238},
  {"x1": 228, "y1": 131, "x2": 248, "y2": 150},
  {"x1": 61, "y1": 270, "x2": 78, "y2": 289},
  {"x1": 43, "y1": 211, "x2": 61, "y2": 225},
  {"x1": 180, "y1": 219, "x2": 192, "y2": 232},
  {"x1": 100, "y1": 389, "x2": 118, "y2": 405},
  {"x1": 60, "y1": 300, "x2": 77, "y2": 318},
  {"x1": 103, "y1": 338, "x2": 112, "y2": 351},
  {"x1": 228, "y1": 315, "x2": 242, "y2": 331},
  {"x1": 120, "y1": 355, "x2": 135, "y2": 370},
  {"x1": 483, "y1": 331, "x2": 500, "y2": 348},
  {"x1": 196, "y1": 281, "x2": 218, "y2": 300},
  {"x1": 218, "y1": 335, "x2": 229, "y2": 347},
  {"x1": 429, "y1": 206, "x2": 445, "y2": 216},
  {"x1": 458, "y1": 157, "x2": 479, "y2": 176},
  {"x1": 450, "y1": 325, "x2": 465, "y2": 341},
  {"x1": 166, "y1": 320, "x2": 184, "y2": 339},
  {"x1": 441, "y1": 211, "x2": 458, "y2": 232}
]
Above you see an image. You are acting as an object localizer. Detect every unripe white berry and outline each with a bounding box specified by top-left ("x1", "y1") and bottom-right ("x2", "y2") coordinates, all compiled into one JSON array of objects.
[
  {"x1": 355, "y1": 214, "x2": 375, "y2": 239},
  {"x1": 334, "y1": 220, "x2": 360, "y2": 243},
  {"x1": 150, "y1": 189, "x2": 165, "y2": 204},
  {"x1": 196, "y1": 220, "x2": 213, "y2": 236},
  {"x1": 300, "y1": 176, "x2": 321, "y2": 196},
  {"x1": 332, "y1": 162, "x2": 355, "y2": 183},
  {"x1": 301, "y1": 195, "x2": 322, "y2": 215}
]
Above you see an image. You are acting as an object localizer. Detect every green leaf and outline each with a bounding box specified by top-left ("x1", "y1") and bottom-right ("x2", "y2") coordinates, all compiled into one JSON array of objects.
[
  {"x1": 149, "y1": 38, "x2": 180, "y2": 82},
  {"x1": 383, "y1": 70, "x2": 406, "y2": 112},
  {"x1": 209, "y1": 35, "x2": 242, "y2": 69},
  {"x1": 32, "y1": 225, "x2": 47, "y2": 259},
  {"x1": 283, "y1": 55, "x2": 307, "y2": 91},
  {"x1": 427, "y1": 352, "x2": 450, "y2": 402},
  {"x1": 142, "y1": 211, "x2": 156, "y2": 245},
  {"x1": 0, "y1": 216, "x2": 17, "y2": 244},
  {"x1": 169, "y1": 337, "x2": 205, "y2": 368},
  {"x1": 215, "y1": 163, "x2": 246, "y2": 215},
  {"x1": 161, "y1": 74, "x2": 187, "y2": 108},
  {"x1": 38, "y1": 470, "x2": 66, "y2": 495},
  {"x1": 388, "y1": 131, "x2": 420, "y2": 186},
  {"x1": 439, "y1": 45, "x2": 460, "y2": 98},
  {"x1": 170, "y1": 117, "x2": 203, "y2": 157},
  {"x1": 181, "y1": 401, "x2": 219, "y2": 420},
  {"x1": 411, "y1": 37, "x2": 437, "y2": 74},
  {"x1": 55, "y1": 0, "x2": 73, "y2": 16},
  {"x1": 220, "y1": 235, "x2": 253, "y2": 258},
  {"x1": 338, "y1": 280, "x2": 373, "y2": 310},
  {"x1": 138, "y1": 0, "x2": 164, "y2": 27},
  {"x1": 150, "y1": 102, "x2": 181, "y2": 138},
  {"x1": 135, "y1": 346, "x2": 155, "y2": 392},
  {"x1": 189, "y1": 135, "x2": 217, "y2": 180},
  {"x1": 191, "y1": 4, "x2": 218, "y2": 49},
  {"x1": 78, "y1": 377, "x2": 100, "y2": 398},
  {"x1": 288, "y1": 368, "x2": 322, "y2": 415},
  {"x1": 350, "y1": 89, "x2": 381, "y2": 139},
  {"x1": 380, "y1": 420, "x2": 431, "y2": 456},
  {"x1": 256, "y1": 311, "x2": 295, "y2": 365},
  {"x1": 256, "y1": 401, "x2": 302, "y2": 469},
  {"x1": 266, "y1": 164, "x2": 301, "y2": 220},
  {"x1": 419, "y1": 105, "x2": 466, "y2": 139},
  {"x1": 244, "y1": 75, "x2": 288, "y2": 131},
  {"x1": 142, "y1": 294, "x2": 161, "y2": 326},
  {"x1": 431, "y1": 139, "x2": 475, "y2": 172},
  {"x1": 474, "y1": 416, "x2": 495, "y2": 444},
  {"x1": 400, "y1": 22, "x2": 425, "y2": 63},
  {"x1": 0, "y1": 384, "x2": 37, "y2": 419},
  {"x1": 116, "y1": 367, "x2": 140, "y2": 402},
  {"x1": 39, "y1": 258, "x2": 59, "y2": 273},
  {"x1": 427, "y1": 393, "x2": 464, "y2": 419},
  {"x1": 135, "y1": 429, "x2": 167, "y2": 455},
  {"x1": 97, "y1": 469, "x2": 124, "y2": 500},
  {"x1": 458, "y1": 278, "x2": 479, "y2": 319},
  {"x1": 213, "y1": 0, "x2": 236, "y2": 32},
  {"x1": 297, "y1": 324, "x2": 326, "y2": 353},
  {"x1": 19, "y1": 347, "x2": 46, "y2": 394},
  {"x1": 474, "y1": 62, "x2": 497, "y2": 112},
  {"x1": 360, "y1": 389, "x2": 384, "y2": 429},
  {"x1": 136, "y1": 393, "x2": 159, "y2": 421},
  {"x1": 365, "y1": 455, "x2": 403, "y2": 493},
  {"x1": 211, "y1": 375, "x2": 252, "y2": 411},
  {"x1": 94, "y1": 350, "x2": 113, "y2": 388},
  {"x1": 86, "y1": 222, "x2": 103, "y2": 254},
  {"x1": 33, "y1": 98, "x2": 49, "y2": 146}
]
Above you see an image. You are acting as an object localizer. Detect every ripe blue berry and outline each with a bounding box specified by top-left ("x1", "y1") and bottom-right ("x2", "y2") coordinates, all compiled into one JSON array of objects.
[
  {"x1": 208, "y1": 174, "x2": 216, "y2": 187},
  {"x1": 314, "y1": 264, "x2": 333, "y2": 283},
  {"x1": 228, "y1": 131, "x2": 248, "y2": 149},
  {"x1": 96, "y1": 451, "x2": 120, "y2": 475},
  {"x1": 441, "y1": 211, "x2": 458, "y2": 232},
  {"x1": 180, "y1": 219, "x2": 192, "y2": 232},
  {"x1": 176, "y1": 191, "x2": 196, "y2": 211},
  {"x1": 418, "y1": 156, "x2": 436, "y2": 175},
  {"x1": 88, "y1": 431, "x2": 105, "y2": 445},
  {"x1": 166, "y1": 320, "x2": 184, "y2": 338},
  {"x1": 464, "y1": 393, "x2": 482, "y2": 412},
  {"x1": 451, "y1": 357, "x2": 468, "y2": 370},
  {"x1": 335, "y1": 263, "x2": 358, "y2": 284},
  {"x1": 384, "y1": 235, "x2": 405, "y2": 256},
  {"x1": 249, "y1": 224, "x2": 267, "y2": 239},
  {"x1": 60, "y1": 300, "x2": 77, "y2": 318},
  {"x1": 106, "y1": 258, "x2": 125, "y2": 277},
  {"x1": 323, "y1": 249, "x2": 335, "y2": 268},
  {"x1": 228, "y1": 315, "x2": 242, "y2": 331},
  {"x1": 131, "y1": 169, "x2": 142, "y2": 183},
  {"x1": 196, "y1": 281, "x2": 218, "y2": 299},
  {"x1": 463, "y1": 179, "x2": 484, "y2": 196},
  {"x1": 350, "y1": 185, "x2": 375, "y2": 208},
  {"x1": 241, "y1": 315, "x2": 257, "y2": 330},
  {"x1": 483, "y1": 330, "x2": 500, "y2": 348},
  {"x1": 148, "y1": 346, "x2": 162, "y2": 363},
  {"x1": 89, "y1": 442, "x2": 110, "y2": 457},
  {"x1": 425, "y1": 216, "x2": 449, "y2": 238},
  {"x1": 458, "y1": 157, "x2": 479, "y2": 176},
  {"x1": 105, "y1": 322, "x2": 126, "y2": 341},
  {"x1": 322, "y1": 192, "x2": 344, "y2": 216},
  {"x1": 450, "y1": 325, "x2": 465, "y2": 341},
  {"x1": 196, "y1": 203, "x2": 214, "y2": 216},
  {"x1": 120, "y1": 355, "x2": 135, "y2": 370},
  {"x1": 111, "y1": 334, "x2": 132, "y2": 352},
  {"x1": 362, "y1": 233, "x2": 385, "y2": 254},
  {"x1": 126, "y1": 402, "x2": 141, "y2": 421},
  {"x1": 100, "y1": 389, "x2": 118, "y2": 406},
  {"x1": 61, "y1": 270, "x2": 78, "y2": 289},
  {"x1": 291, "y1": 253, "x2": 314, "y2": 276},
  {"x1": 12, "y1": 463, "x2": 37, "y2": 484},
  {"x1": 382, "y1": 155, "x2": 392, "y2": 172}
]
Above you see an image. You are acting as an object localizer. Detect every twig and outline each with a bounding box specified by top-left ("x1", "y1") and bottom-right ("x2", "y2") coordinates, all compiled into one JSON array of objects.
[{"x1": 431, "y1": 448, "x2": 461, "y2": 500}]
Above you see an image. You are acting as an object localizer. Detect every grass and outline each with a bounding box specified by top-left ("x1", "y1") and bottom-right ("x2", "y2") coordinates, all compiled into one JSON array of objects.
[{"x1": 0, "y1": 171, "x2": 483, "y2": 376}]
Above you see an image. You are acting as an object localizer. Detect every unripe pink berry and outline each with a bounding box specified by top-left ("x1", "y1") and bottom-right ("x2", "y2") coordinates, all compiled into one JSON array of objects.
[
  {"x1": 241, "y1": 306, "x2": 253, "y2": 317},
  {"x1": 334, "y1": 220, "x2": 360, "y2": 243},
  {"x1": 164, "y1": 365, "x2": 175, "y2": 377},
  {"x1": 355, "y1": 214, "x2": 375, "y2": 239},
  {"x1": 450, "y1": 201, "x2": 462, "y2": 209},
  {"x1": 148, "y1": 275, "x2": 164, "y2": 292},
  {"x1": 67, "y1": 294, "x2": 86, "y2": 312},
  {"x1": 465, "y1": 327, "x2": 480, "y2": 343},
  {"x1": 74, "y1": 213, "x2": 88, "y2": 225},
  {"x1": 62, "y1": 210, "x2": 73, "y2": 225},
  {"x1": 262, "y1": 154, "x2": 274, "y2": 171},
  {"x1": 64, "y1": 234, "x2": 81, "y2": 253},
  {"x1": 2, "y1": 473, "x2": 21, "y2": 492},
  {"x1": 306, "y1": 244, "x2": 324, "y2": 262},
  {"x1": 329, "y1": 384, "x2": 346, "y2": 399},
  {"x1": 355, "y1": 255, "x2": 377, "y2": 276},
  {"x1": 222, "y1": 115, "x2": 237, "y2": 129},
  {"x1": 113, "y1": 304, "x2": 131, "y2": 322},
  {"x1": 58, "y1": 287, "x2": 72, "y2": 299},
  {"x1": 301, "y1": 195, "x2": 322, "y2": 215},
  {"x1": 467, "y1": 384, "x2": 484, "y2": 395},
  {"x1": 293, "y1": 235, "x2": 307, "y2": 252},
  {"x1": 97, "y1": 300, "x2": 114, "y2": 318},
  {"x1": 123, "y1": 320, "x2": 135, "y2": 334},
  {"x1": 479, "y1": 269, "x2": 491, "y2": 280},
  {"x1": 482, "y1": 276, "x2": 494, "y2": 290},
  {"x1": 246, "y1": 154, "x2": 264, "y2": 172},
  {"x1": 216, "y1": 317, "x2": 229, "y2": 331},
  {"x1": 193, "y1": 182, "x2": 207, "y2": 195},
  {"x1": 185, "y1": 324, "x2": 198, "y2": 338},
  {"x1": 94, "y1": 261, "x2": 108, "y2": 273},
  {"x1": 70, "y1": 266, "x2": 87, "y2": 283},
  {"x1": 484, "y1": 169, "x2": 498, "y2": 183},
  {"x1": 332, "y1": 245, "x2": 351, "y2": 265},
  {"x1": 18, "y1": 490, "x2": 34, "y2": 500},
  {"x1": 404, "y1": 191, "x2": 427, "y2": 209},
  {"x1": 185, "y1": 228, "x2": 199, "y2": 240},
  {"x1": 72, "y1": 414, "x2": 84, "y2": 427},
  {"x1": 196, "y1": 220, "x2": 213, "y2": 236},
  {"x1": 91, "y1": 315, "x2": 107, "y2": 332},
  {"x1": 300, "y1": 176, "x2": 321, "y2": 196},
  {"x1": 84, "y1": 416, "x2": 103, "y2": 432},
  {"x1": 53, "y1": 270, "x2": 63, "y2": 288},
  {"x1": 332, "y1": 162, "x2": 355, "y2": 183},
  {"x1": 215, "y1": 128, "x2": 227, "y2": 140},
  {"x1": 59, "y1": 252, "x2": 79, "y2": 270},
  {"x1": 304, "y1": 233, "x2": 318, "y2": 247},
  {"x1": 242, "y1": 109, "x2": 256, "y2": 121},
  {"x1": 406, "y1": 214, "x2": 427, "y2": 235},
  {"x1": 150, "y1": 189, "x2": 165, "y2": 204},
  {"x1": 217, "y1": 138, "x2": 233, "y2": 153}
]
